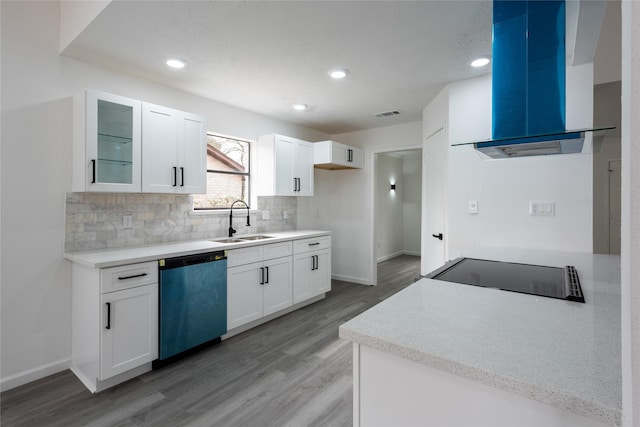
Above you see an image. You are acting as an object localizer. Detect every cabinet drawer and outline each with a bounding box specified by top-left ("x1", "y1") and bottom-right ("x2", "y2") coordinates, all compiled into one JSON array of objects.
[
  {"x1": 227, "y1": 245, "x2": 264, "y2": 268},
  {"x1": 100, "y1": 261, "x2": 158, "y2": 294},
  {"x1": 293, "y1": 236, "x2": 331, "y2": 254},
  {"x1": 263, "y1": 241, "x2": 292, "y2": 261}
]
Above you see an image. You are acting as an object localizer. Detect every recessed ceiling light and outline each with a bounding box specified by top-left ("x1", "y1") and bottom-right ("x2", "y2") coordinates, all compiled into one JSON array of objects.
[
  {"x1": 292, "y1": 104, "x2": 307, "y2": 111},
  {"x1": 329, "y1": 68, "x2": 349, "y2": 79},
  {"x1": 166, "y1": 58, "x2": 187, "y2": 69},
  {"x1": 471, "y1": 57, "x2": 490, "y2": 68}
]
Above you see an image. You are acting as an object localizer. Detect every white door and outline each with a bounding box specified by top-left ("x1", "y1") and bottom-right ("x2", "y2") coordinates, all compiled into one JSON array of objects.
[
  {"x1": 293, "y1": 252, "x2": 314, "y2": 303},
  {"x1": 313, "y1": 249, "x2": 331, "y2": 295},
  {"x1": 227, "y1": 262, "x2": 263, "y2": 329},
  {"x1": 142, "y1": 103, "x2": 178, "y2": 193},
  {"x1": 274, "y1": 137, "x2": 295, "y2": 195},
  {"x1": 100, "y1": 284, "x2": 158, "y2": 380},
  {"x1": 178, "y1": 113, "x2": 206, "y2": 194},
  {"x1": 294, "y1": 141, "x2": 314, "y2": 196},
  {"x1": 608, "y1": 159, "x2": 621, "y2": 255},
  {"x1": 263, "y1": 257, "x2": 293, "y2": 316},
  {"x1": 422, "y1": 128, "x2": 447, "y2": 275}
]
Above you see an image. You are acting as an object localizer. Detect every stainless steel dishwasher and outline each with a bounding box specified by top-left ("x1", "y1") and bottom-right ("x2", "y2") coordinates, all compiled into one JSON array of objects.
[{"x1": 154, "y1": 251, "x2": 227, "y2": 368}]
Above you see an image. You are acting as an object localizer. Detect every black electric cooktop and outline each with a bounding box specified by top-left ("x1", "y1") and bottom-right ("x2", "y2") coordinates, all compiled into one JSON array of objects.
[{"x1": 425, "y1": 257, "x2": 585, "y2": 303}]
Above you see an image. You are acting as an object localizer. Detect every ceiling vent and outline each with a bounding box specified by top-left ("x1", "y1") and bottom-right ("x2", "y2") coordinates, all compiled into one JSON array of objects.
[{"x1": 374, "y1": 110, "x2": 401, "y2": 118}]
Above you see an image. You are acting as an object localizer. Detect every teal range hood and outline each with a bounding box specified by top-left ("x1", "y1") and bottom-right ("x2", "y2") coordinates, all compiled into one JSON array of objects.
[{"x1": 460, "y1": 0, "x2": 612, "y2": 159}]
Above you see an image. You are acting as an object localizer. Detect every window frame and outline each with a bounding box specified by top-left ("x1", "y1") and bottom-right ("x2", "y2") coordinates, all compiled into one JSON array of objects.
[{"x1": 193, "y1": 132, "x2": 252, "y2": 211}]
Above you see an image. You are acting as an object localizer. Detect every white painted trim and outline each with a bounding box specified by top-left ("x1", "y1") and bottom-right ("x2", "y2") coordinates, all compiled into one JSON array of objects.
[
  {"x1": 0, "y1": 357, "x2": 71, "y2": 392},
  {"x1": 403, "y1": 250, "x2": 421, "y2": 257},
  {"x1": 369, "y1": 144, "x2": 423, "y2": 287}
]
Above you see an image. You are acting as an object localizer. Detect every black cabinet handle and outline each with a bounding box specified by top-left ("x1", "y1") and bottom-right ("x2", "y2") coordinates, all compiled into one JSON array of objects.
[
  {"x1": 432, "y1": 233, "x2": 443, "y2": 240},
  {"x1": 260, "y1": 267, "x2": 265, "y2": 285},
  {"x1": 347, "y1": 149, "x2": 353, "y2": 162},
  {"x1": 308, "y1": 242, "x2": 320, "y2": 246},
  {"x1": 91, "y1": 159, "x2": 96, "y2": 184},
  {"x1": 265, "y1": 266, "x2": 269, "y2": 284},
  {"x1": 180, "y1": 167, "x2": 184, "y2": 187},
  {"x1": 315, "y1": 255, "x2": 319, "y2": 270},
  {"x1": 172, "y1": 167, "x2": 177, "y2": 187},
  {"x1": 106, "y1": 302, "x2": 111, "y2": 330},
  {"x1": 117, "y1": 273, "x2": 147, "y2": 280},
  {"x1": 311, "y1": 255, "x2": 315, "y2": 271}
]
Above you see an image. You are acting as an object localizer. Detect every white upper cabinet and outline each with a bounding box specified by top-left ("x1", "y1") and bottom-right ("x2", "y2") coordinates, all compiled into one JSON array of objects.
[
  {"x1": 74, "y1": 90, "x2": 205, "y2": 194},
  {"x1": 73, "y1": 90, "x2": 142, "y2": 192},
  {"x1": 141, "y1": 103, "x2": 206, "y2": 194},
  {"x1": 313, "y1": 140, "x2": 364, "y2": 170},
  {"x1": 257, "y1": 134, "x2": 314, "y2": 196}
]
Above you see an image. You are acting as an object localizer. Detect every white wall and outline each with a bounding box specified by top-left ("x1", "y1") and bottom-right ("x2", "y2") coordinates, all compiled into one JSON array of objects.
[
  {"x1": 592, "y1": 82, "x2": 621, "y2": 254},
  {"x1": 374, "y1": 154, "x2": 404, "y2": 261},
  {"x1": 434, "y1": 64, "x2": 595, "y2": 258},
  {"x1": 0, "y1": 1, "x2": 329, "y2": 390},
  {"x1": 298, "y1": 121, "x2": 423, "y2": 285},
  {"x1": 402, "y1": 154, "x2": 422, "y2": 256},
  {"x1": 620, "y1": 1, "x2": 640, "y2": 424}
]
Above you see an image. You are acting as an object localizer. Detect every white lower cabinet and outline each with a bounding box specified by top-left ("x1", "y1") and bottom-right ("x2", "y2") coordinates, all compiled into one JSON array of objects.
[
  {"x1": 100, "y1": 284, "x2": 158, "y2": 379},
  {"x1": 293, "y1": 236, "x2": 332, "y2": 304},
  {"x1": 72, "y1": 261, "x2": 158, "y2": 393},
  {"x1": 227, "y1": 242, "x2": 293, "y2": 330}
]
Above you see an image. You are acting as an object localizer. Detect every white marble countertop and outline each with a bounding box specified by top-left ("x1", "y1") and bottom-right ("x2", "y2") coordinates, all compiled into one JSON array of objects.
[
  {"x1": 64, "y1": 230, "x2": 330, "y2": 268},
  {"x1": 339, "y1": 247, "x2": 621, "y2": 426}
]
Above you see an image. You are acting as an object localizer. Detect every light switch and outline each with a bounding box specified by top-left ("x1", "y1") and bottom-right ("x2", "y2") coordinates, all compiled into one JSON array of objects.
[
  {"x1": 529, "y1": 201, "x2": 555, "y2": 216},
  {"x1": 262, "y1": 210, "x2": 270, "y2": 220},
  {"x1": 123, "y1": 214, "x2": 133, "y2": 229},
  {"x1": 469, "y1": 200, "x2": 478, "y2": 214}
]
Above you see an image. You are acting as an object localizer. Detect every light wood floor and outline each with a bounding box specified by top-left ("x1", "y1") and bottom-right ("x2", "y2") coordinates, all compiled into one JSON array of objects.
[{"x1": 1, "y1": 255, "x2": 421, "y2": 427}]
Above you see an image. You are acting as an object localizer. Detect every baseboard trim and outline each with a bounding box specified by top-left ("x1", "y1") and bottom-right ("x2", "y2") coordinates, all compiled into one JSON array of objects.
[
  {"x1": 377, "y1": 251, "x2": 404, "y2": 263},
  {"x1": 403, "y1": 250, "x2": 421, "y2": 257},
  {"x1": 0, "y1": 357, "x2": 71, "y2": 392},
  {"x1": 331, "y1": 274, "x2": 371, "y2": 286}
]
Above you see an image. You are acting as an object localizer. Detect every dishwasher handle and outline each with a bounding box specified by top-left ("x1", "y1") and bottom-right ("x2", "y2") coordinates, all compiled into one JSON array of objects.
[{"x1": 160, "y1": 251, "x2": 226, "y2": 269}]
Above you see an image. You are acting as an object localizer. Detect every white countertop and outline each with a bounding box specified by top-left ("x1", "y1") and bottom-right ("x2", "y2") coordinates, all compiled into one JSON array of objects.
[
  {"x1": 339, "y1": 247, "x2": 621, "y2": 426},
  {"x1": 64, "y1": 230, "x2": 330, "y2": 268}
]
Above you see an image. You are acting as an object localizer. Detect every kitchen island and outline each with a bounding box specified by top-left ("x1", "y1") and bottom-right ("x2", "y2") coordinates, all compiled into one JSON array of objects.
[{"x1": 339, "y1": 248, "x2": 621, "y2": 426}]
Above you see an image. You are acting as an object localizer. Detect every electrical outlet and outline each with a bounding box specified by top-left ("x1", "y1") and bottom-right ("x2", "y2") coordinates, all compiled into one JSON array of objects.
[
  {"x1": 283, "y1": 211, "x2": 288, "y2": 219},
  {"x1": 123, "y1": 214, "x2": 133, "y2": 229},
  {"x1": 262, "y1": 210, "x2": 270, "y2": 220},
  {"x1": 469, "y1": 200, "x2": 478, "y2": 214}
]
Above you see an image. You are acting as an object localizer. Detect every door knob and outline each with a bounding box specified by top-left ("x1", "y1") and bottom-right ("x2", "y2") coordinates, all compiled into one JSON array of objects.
[{"x1": 432, "y1": 233, "x2": 443, "y2": 240}]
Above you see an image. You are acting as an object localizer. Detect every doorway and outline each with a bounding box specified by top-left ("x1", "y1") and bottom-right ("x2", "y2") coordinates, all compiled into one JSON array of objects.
[{"x1": 371, "y1": 148, "x2": 422, "y2": 285}]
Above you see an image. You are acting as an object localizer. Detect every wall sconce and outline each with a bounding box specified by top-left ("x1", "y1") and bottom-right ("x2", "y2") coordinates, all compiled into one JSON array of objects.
[{"x1": 390, "y1": 184, "x2": 396, "y2": 190}]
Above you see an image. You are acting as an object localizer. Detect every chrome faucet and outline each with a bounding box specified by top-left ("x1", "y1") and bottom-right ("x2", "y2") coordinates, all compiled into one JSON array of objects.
[{"x1": 229, "y1": 200, "x2": 251, "y2": 237}]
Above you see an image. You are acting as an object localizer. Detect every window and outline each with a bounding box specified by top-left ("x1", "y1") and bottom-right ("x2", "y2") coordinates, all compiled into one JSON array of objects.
[{"x1": 193, "y1": 133, "x2": 251, "y2": 210}]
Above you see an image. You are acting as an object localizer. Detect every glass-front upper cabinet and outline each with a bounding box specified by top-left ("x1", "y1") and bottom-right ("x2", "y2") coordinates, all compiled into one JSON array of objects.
[{"x1": 73, "y1": 90, "x2": 142, "y2": 192}]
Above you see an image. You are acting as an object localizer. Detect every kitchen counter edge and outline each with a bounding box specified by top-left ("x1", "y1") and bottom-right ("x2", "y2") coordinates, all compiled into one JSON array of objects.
[{"x1": 64, "y1": 230, "x2": 331, "y2": 269}]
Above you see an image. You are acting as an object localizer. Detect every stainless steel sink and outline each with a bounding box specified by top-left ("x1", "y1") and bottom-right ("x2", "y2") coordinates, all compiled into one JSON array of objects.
[
  {"x1": 239, "y1": 235, "x2": 274, "y2": 241},
  {"x1": 212, "y1": 238, "x2": 246, "y2": 244}
]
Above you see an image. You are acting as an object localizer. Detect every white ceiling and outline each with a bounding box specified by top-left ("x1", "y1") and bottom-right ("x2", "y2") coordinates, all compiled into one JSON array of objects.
[{"x1": 61, "y1": 0, "x2": 613, "y2": 136}]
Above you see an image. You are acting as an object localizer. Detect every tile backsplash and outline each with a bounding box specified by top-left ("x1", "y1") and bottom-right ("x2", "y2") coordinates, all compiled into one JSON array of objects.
[{"x1": 65, "y1": 193, "x2": 297, "y2": 252}]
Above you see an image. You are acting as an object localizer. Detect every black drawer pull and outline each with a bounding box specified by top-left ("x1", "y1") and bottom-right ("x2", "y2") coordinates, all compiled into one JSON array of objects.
[
  {"x1": 265, "y1": 266, "x2": 269, "y2": 284},
  {"x1": 260, "y1": 267, "x2": 265, "y2": 285},
  {"x1": 308, "y1": 242, "x2": 320, "y2": 246},
  {"x1": 118, "y1": 273, "x2": 148, "y2": 280}
]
